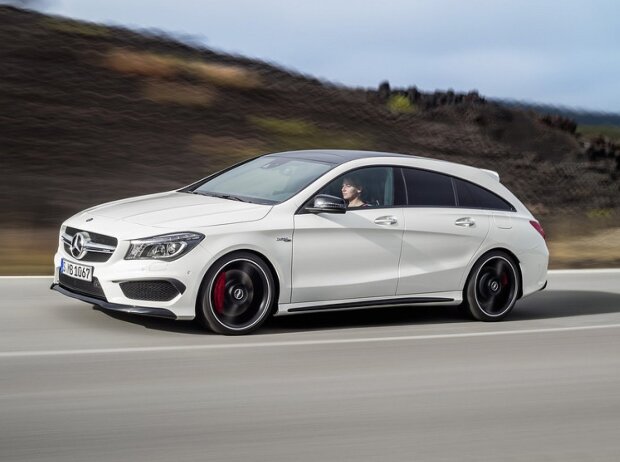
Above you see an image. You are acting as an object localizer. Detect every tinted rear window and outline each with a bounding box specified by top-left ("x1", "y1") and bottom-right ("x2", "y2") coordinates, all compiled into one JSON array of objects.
[
  {"x1": 454, "y1": 178, "x2": 514, "y2": 211},
  {"x1": 402, "y1": 168, "x2": 456, "y2": 207}
]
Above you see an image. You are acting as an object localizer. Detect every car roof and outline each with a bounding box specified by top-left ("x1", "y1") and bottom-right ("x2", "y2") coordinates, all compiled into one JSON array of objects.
[
  {"x1": 265, "y1": 149, "x2": 504, "y2": 187},
  {"x1": 265, "y1": 149, "x2": 416, "y2": 165}
]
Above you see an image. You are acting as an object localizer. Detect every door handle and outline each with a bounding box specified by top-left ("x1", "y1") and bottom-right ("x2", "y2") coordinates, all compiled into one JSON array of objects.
[
  {"x1": 374, "y1": 216, "x2": 398, "y2": 225},
  {"x1": 455, "y1": 217, "x2": 476, "y2": 227}
]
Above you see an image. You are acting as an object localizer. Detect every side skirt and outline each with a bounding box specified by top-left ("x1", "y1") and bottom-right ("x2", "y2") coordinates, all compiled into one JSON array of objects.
[{"x1": 284, "y1": 296, "x2": 455, "y2": 314}]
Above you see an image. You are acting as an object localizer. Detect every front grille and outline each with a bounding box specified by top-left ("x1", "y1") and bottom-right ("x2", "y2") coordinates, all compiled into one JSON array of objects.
[
  {"x1": 120, "y1": 280, "x2": 184, "y2": 302},
  {"x1": 59, "y1": 273, "x2": 106, "y2": 300},
  {"x1": 63, "y1": 227, "x2": 118, "y2": 263},
  {"x1": 62, "y1": 247, "x2": 111, "y2": 263}
]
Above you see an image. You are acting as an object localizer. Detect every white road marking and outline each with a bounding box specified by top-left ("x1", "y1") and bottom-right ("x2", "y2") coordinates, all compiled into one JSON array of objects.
[
  {"x1": 1, "y1": 323, "x2": 620, "y2": 359},
  {"x1": 548, "y1": 268, "x2": 620, "y2": 274}
]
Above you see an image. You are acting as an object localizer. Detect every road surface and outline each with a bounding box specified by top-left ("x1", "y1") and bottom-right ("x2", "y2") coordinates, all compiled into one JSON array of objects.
[{"x1": 1, "y1": 270, "x2": 620, "y2": 461}]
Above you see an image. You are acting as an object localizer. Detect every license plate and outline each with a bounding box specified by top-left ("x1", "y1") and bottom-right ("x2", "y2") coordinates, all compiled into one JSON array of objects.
[{"x1": 61, "y1": 259, "x2": 93, "y2": 282}]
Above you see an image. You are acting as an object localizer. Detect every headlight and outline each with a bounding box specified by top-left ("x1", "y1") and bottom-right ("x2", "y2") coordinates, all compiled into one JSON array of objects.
[{"x1": 125, "y1": 232, "x2": 205, "y2": 261}]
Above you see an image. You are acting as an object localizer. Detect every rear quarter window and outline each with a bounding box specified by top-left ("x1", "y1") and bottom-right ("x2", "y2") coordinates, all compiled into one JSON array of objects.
[
  {"x1": 401, "y1": 168, "x2": 456, "y2": 207},
  {"x1": 454, "y1": 178, "x2": 515, "y2": 211}
]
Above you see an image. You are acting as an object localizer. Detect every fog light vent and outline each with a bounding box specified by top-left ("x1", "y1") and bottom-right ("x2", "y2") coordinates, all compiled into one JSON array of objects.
[{"x1": 119, "y1": 280, "x2": 184, "y2": 302}]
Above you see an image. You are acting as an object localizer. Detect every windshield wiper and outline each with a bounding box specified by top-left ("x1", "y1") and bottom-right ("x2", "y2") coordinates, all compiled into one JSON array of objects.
[
  {"x1": 192, "y1": 191, "x2": 250, "y2": 202},
  {"x1": 215, "y1": 194, "x2": 248, "y2": 203}
]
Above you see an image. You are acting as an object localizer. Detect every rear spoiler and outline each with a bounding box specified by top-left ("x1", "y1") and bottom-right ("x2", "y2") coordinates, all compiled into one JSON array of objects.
[{"x1": 480, "y1": 169, "x2": 500, "y2": 182}]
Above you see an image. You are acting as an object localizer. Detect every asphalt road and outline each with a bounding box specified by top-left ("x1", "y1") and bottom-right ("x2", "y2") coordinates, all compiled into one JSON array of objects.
[{"x1": 1, "y1": 270, "x2": 620, "y2": 461}]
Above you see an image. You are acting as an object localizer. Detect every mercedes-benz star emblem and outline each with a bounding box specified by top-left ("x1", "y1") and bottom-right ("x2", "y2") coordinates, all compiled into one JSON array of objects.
[
  {"x1": 70, "y1": 232, "x2": 90, "y2": 260},
  {"x1": 233, "y1": 288, "x2": 245, "y2": 300}
]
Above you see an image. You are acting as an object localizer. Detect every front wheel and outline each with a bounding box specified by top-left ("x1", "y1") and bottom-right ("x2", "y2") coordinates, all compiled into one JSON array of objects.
[
  {"x1": 198, "y1": 252, "x2": 275, "y2": 335},
  {"x1": 464, "y1": 251, "x2": 520, "y2": 321}
]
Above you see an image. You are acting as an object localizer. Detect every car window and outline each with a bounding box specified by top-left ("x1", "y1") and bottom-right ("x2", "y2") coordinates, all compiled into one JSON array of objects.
[
  {"x1": 192, "y1": 156, "x2": 334, "y2": 204},
  {"x1": 454, "y1": 178, "x2": 515, "y2": 211},
  {"x1": 401, "y1": 168, "x2": 456, "y2": 207},
  {"x1": 319, "y1": 166, "x2": 398, "y2": 208}
]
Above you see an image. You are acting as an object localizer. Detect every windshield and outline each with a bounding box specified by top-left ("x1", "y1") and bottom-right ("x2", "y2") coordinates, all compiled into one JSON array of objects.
[{"x1": 190, "y1": 156, "x2": 335, "y2": 204}]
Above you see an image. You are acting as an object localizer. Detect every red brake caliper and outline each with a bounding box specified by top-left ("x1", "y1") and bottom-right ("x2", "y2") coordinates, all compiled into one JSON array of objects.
[
  {"x1": 213, "y1": 272, "x2": 226, "y2": 313},
  {"x1": 500, "y1": 272, "x2": 509, "y2": 287}
]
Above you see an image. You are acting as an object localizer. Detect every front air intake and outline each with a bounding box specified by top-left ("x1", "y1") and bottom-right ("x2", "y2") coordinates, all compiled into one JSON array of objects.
[
  {"x1": 59, "y1": 274, "x2": 106, "y2": 300},
  {"x1": 119, "y1": 280, "x2": 185, "y2": 302}
]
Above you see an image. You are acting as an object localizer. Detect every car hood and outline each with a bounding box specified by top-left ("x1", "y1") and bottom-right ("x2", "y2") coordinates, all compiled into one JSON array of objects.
[{"x1": 82, "y1": 191, "x2": 272, "y2": 229}]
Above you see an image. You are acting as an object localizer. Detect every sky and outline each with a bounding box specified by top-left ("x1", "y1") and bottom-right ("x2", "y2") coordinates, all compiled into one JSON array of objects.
[{"x1": 38, "y1": 0, "x2": 620, "y2": 112}]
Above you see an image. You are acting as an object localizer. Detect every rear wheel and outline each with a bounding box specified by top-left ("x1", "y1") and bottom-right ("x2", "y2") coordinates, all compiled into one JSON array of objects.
[
  {"x1": 464, "y1": 251, "x2": 520, "y2": 321},
  {"x1": 198, "y1": 252, "x2": 275, "y2": 335}
]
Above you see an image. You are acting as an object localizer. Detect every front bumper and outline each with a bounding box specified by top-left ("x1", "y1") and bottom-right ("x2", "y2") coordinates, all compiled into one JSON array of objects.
[
  {"x1": 51, "y1": 283, "x2": 177, "y2": 319},
  {"x1": 52, "y1": 234, "x2": 214, "y2": 320}
]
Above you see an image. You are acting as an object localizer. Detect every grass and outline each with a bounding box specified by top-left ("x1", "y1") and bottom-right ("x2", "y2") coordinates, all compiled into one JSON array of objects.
[
  {"x1": 250, "y1": 117, "x2": 318, "y2": 136},
  {"x1": 547, "y1": 227, "x2": 620, "y2": 268},
  {"x1": 143, "y1": 80, "x2": 216, "y2": 107},
  {"x1": 586, "y1": 208, "x2": 615, "y2": 219},
  {"x1": 189, "y1": 134, "x2": 265, "y2": 171},
  {"x1": 577, "y1": 125, "x2": 620, "y2": 142},
  {"x1": 42, "y1": 18, "x2": 111, "y2": 37},
  {"x1": 249, "y1": 116, "x2": 372, "y2": 150},
  {"x1": 0, "y1": 228, "x2": 58, "y2": 276},
  {"x1": 104, "y1": 49, "x2": 262, "y2": 89}
]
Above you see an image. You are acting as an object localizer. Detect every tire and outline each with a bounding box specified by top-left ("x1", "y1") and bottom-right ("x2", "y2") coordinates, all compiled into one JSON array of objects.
[
  {"x1": 463, "y1": 251, "x2": 520, "y2": 321},
  {"x1": 197, "y1": 252, "x2": 276, "y2": 335}
]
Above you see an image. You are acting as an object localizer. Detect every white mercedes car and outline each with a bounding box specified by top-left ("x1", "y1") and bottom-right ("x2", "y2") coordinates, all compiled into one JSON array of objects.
[{"x1": 52, "y1": 150, "x2": 548, "y2": 334}]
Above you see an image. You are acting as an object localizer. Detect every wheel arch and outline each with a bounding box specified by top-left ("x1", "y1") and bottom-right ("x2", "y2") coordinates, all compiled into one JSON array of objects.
[
  {"x1": 196, "y1": 248, "x2": 281, "y2": 316},
  {"x1": 466, "y1": 247, "x2": 523, "y2": 299},
  {"x1": 236, "y1": 249, "x2": 281, "y2": 312}
]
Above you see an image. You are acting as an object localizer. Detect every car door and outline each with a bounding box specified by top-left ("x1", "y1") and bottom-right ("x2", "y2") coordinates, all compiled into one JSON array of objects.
[
  {"x1": 396, "y1": 168, "x2": 490, "y2": 295},
  {"x1": 291, "y1": 166, "x2": 405, "y2": 303}
]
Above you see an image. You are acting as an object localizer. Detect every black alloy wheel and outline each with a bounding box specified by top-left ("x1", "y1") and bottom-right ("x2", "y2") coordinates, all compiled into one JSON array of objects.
[
  {"x1": 198, "y1": 252, "x2": 275, "y2": 335},
  {"x1": 464, "y1": 251, "x2": 520, "y2": 321}
]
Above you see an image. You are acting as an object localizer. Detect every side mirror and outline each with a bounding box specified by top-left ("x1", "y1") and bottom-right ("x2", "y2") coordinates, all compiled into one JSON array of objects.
[{"x1": 305, "y1": 194, "x2": 347, "y2": 214}]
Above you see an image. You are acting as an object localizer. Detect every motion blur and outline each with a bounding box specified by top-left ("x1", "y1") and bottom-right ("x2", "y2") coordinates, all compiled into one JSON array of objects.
[{"x1": 1, "y1": 5, "x2": 619, "y2": 274}]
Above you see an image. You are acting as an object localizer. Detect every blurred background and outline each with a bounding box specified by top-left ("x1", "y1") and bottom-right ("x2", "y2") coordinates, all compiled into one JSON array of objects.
[{"x1": 1, "y1": 1, "x2": 619, "y2": 274}]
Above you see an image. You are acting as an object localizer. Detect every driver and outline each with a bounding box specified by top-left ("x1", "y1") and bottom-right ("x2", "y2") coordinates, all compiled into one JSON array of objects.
[{"x1": 341, "y1": 177, "x2": 368, "y2": 208}]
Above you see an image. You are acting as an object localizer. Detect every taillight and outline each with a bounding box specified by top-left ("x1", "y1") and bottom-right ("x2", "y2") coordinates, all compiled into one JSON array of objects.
[{"x1": 530, "y1": 220, "x2": 546, "y2": 240}]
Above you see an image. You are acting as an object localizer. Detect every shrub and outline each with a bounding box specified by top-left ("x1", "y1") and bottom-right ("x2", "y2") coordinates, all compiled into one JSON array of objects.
[{"x1": 387, "y1": 94, "x2": 417, "y2": 114}]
